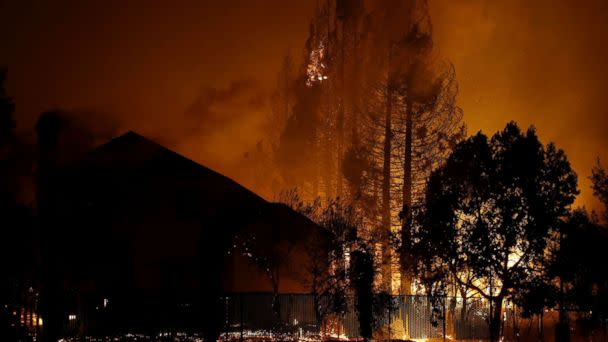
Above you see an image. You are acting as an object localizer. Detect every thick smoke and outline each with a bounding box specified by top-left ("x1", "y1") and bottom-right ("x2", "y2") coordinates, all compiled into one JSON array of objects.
[
  {"x1": 172, "y1": 79, "x2": 270, "y2": 177},
  {"x1": 1, "y1": 0, "x2": 607, "y2": 209},
  {"x1": 183, "y1": 79, "x2": 267, "y2": 139}
]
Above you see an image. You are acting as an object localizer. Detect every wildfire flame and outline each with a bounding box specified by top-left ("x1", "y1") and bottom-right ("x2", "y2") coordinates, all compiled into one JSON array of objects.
[{"x1": 306, "y1": 43, "x2": 327, "y2": 86}]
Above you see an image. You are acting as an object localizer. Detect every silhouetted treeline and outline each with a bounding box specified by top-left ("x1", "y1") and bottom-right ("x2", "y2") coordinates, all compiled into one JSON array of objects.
[{"x1": 406, "y1": 121, "x2": 608, "y2": 341}]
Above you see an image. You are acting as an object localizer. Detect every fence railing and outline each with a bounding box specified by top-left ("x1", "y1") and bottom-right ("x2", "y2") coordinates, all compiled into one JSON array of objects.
[
  {"x1": 22, "y1": 292, "x2": 607, "y2": 341},
  {"x1": 221, "y1": 293, "x2": 492, "y2": 340}
]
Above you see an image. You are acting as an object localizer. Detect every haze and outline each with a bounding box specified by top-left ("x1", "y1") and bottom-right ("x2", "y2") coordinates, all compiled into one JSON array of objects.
[{"x1": 1, "y1": 0, "x2": 606, "y2": 210}]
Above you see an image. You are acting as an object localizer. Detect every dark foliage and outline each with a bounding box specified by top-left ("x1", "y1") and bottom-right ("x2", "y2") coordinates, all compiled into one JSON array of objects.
[
  {"x1": 412, "y1": 122, "x2": 578, "y2": 341},
  {"x1": 350, "y1": 249, "x2": 374, "y2": 341},
  {"x1": 591, "y1": 162, "x2": 608, "y2": 222},
  {"x1": 551, "y1": 210, "x2": 608, "y2": 319}
]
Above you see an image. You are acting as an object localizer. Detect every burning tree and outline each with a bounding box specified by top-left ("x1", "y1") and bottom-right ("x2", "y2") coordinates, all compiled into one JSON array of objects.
[
  {"x1": 348, "y1": 0, "x2": 464, "y2": 293},
  {"x1": 269, "y1": 0, "x2": 464, "y2": 294},
  {"x1": 272, "y1": 0, "x2": 367, "y2": 200}
]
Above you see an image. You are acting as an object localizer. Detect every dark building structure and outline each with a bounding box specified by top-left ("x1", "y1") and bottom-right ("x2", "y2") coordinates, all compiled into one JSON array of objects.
[{"x1": 36, "y1": 131, "x2": 327, "y2": 338}]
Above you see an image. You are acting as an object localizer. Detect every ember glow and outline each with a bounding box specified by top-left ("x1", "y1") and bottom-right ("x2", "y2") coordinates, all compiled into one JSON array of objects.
[{"x1": 306, "y1": 43, "x2": 328, "y2": 87}]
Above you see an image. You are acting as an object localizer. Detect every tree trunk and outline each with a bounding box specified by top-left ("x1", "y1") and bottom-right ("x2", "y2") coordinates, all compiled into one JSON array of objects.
[
  {"x1": 489, "y1": 296, "x2": 503, "y2": 342},
  {"x1": 381, "y1": 64, "x2": 393, "y2": 293},
  {"x1": 401, "y1": 99, "x2": 413, "y2": 294},
  {"x1": 460, "y1": 296, "x2": 468, "y2": 323},
  {"x1": 324, "y1": 101, "x2": 334, "y2": 200},
  {"x1": 272, "y1": 271, "x2": 281, "y2": 329},
  {"x1": 336, "y1": 16, "x2": 345, "y2": 198},
  {"x1": 556, "y1": 233, "x2": 570, "y2": 342},
  {"x1": 324, "y1": 3, "x2": 334, "y2": 202},
  {"x1": 538, "y1": 311, "x2": 544, "y2": 342}
]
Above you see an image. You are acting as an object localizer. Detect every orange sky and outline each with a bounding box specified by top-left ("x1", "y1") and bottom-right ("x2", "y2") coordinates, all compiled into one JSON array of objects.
[
  {"x1": 0, "y1": 0, "x2": 606, "y2": 211},
  {"x1": 430, "y1": 0, "x2": 608, "y2": 211}
]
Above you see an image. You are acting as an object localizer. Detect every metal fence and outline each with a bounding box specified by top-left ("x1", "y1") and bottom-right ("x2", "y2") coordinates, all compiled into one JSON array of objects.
[
  {"x1": 222, "y1": 294, "x2": 493, "y2": 340},
  {"x1": 16, "y1": 291, "x2": 608, "y2": 341}
]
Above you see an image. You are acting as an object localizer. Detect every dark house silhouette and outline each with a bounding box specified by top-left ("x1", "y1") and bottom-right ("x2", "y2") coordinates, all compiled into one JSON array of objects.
[{"x1": 41, "y1": 131, "x2": 327, "y2": 335}]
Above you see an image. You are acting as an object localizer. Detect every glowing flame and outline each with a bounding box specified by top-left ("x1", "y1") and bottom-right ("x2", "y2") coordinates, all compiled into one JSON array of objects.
[{"x1": 306, "y1": 43, "x2": 327, "y2": 86}]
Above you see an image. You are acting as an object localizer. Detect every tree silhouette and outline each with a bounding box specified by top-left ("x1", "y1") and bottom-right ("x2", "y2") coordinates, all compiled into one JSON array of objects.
[
  {"x1": 273, "y1": 190, "x2": 387, "y2": 338},
  {"x1": 350, "y1": 249, "x2": 374, "y2": 342},
  {"x1": 549, "y1": 209, "x2": 608, "y2": 338},
  {"x1": 413, "y1": 122, "x2": 578, "y2": 341},
  {"x1": 308, "y1": 198, "x2": 359, "y2": 327},
  {"x1": 591, "y1": 161, "x2": 608, "y2": 222}
]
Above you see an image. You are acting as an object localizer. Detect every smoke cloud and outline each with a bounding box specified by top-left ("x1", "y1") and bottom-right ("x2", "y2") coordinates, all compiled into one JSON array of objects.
[
  {"x1": 0, "y1": 0, "x2": 607, "y2": 209},
  {"x1": 183, "y1": 79, "x2": 266, "y2": 138},
  {"x1": 172, "y1": 79, "x2": 269, "y2": 172}
]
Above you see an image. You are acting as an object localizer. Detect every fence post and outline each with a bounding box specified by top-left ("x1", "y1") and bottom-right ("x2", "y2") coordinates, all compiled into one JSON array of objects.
[
  {"x1": 240, "y1": 293, "x2": 244, "y2": 342},
  {"x1": 443, "y1": 297, "x2": 446, "y2": 342},
  {"x1": 388, "y1": 299, "x2": 391, "y2": 342}
]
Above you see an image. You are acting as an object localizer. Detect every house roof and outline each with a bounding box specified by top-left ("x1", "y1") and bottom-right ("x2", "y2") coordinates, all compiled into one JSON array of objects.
[
  {"x1": 75, "y1": 130, "x2": 267, "y2": 206},
  {"x1": 56, "y1": 131, "x2": 327, "y2": 293}
]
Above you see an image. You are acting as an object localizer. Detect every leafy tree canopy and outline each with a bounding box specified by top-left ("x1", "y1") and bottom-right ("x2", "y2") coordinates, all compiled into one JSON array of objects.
[{"x1": 412, "y1": 122, "x2": 578, "y2": 339}]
